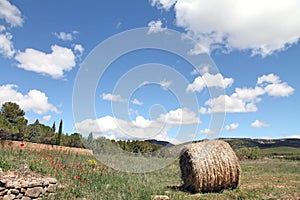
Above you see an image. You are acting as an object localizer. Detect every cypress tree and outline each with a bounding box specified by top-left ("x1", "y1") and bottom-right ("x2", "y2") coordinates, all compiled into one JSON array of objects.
[{"x1": 57, "y1": 120, "x2": 62, "y2": 145}]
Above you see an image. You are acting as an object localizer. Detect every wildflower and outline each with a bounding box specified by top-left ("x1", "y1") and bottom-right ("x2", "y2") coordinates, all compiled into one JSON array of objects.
[
  {"x1": 33, "y1": 160, "x2": 36, "y2": 163},
  {"x1": 76, "y1": 175, "x2": 81, "y2": 179},
  {"x1": 128, "y1": 187, "x2": 134, "y2": 191},
  {"x1": 80, "y1": 180, "x2": 85, "y2": 184},
  {"x1": 104, "y1": 174, "x2": 107, "y2": 177},
  {"x1": 27, "y1": 151, "x2": 30, "y2": 155},
  {"x1": 102, "y1": 165, "x2": 105, "y2": 171},
  {"x1": 20, "y1": 143, "x2": 25, "y2": 147}
]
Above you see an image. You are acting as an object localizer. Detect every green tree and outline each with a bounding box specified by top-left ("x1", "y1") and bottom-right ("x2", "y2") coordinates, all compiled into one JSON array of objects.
[
  {"x1": 0, "y1": 102, "x2": 28, "y2": 140},
  {"x1": 51, "y1": 122, "x2": 56, "y2": 133},
  {"x1": 57, "y1": 120, "x2": 63, "y2": 145},
  {"x1": 27, "y1": 119, "x2": 41, "y2": 143}
]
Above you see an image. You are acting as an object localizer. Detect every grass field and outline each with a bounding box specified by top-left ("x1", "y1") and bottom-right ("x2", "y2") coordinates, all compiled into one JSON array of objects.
[{"x1": 0, "y1": 147, "x2": 299, "y2": 199}]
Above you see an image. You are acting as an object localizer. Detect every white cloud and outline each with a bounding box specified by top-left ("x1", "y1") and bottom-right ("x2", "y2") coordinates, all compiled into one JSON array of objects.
[
  {"x1": 232, "y1": 87, "x2": 265, "y2": 102},
  {"x1": 131, "y1": 98, "x2": 143, "y2": 105},
  {"x1": 102, "y1": 93, "x2": 126, "y2": 102},
  {"x1": 191, "y1": 65, "x2": 210, "y2": 75},
  {"x1": 157, "y1": 108, "x2": 200, "y2": 125},
  {"x1": 41, "y1": 115, "x2": 51, "y2": 123},
  {"x1": 264, "y1": 82, "x2": 294, "y2": 97},
  {"x1": 257, "y1": 73, "x2": 294, "y2": 97},
  {"x1": 223, "y1": 123, "x2": 239, "y2": 131},
  {"x1": 159, "y1": 80, "x2": 172, "y2": 90},
  {"x1": 257, "y1": 73, "x2": 281, "y2": 85},
  {"x1": 153, "y1": 0, "x2": 300, "y2": 57},
  {"x1": 201, "y1": 73, "x2": 294, "y2": 113},
  {"x1": 15, "y1": 45, "x2": 76, "y2": 79},
  {"x1": 0, "y1": 0, "x2": 23, "y2": 27},
  {"x1": 282, "y1": 134, "x2": 300, "y2": 139},
  {"x1": 0, "y1": 84, "x2": 59, "y2": 114},
  {"x1": 0, "y1": 29, "x2": 14, "y2": 58},
  {"x1": 132, "y1": 116, "x2": 152, "y2": 128},
  {"x1": 75, "y1": 116, "x2": 118, "y2": 133},
  {"x1": 75, "y1": 107, "x2": 200, "y2": 140},
  {"x1": 54, "y1": 31, "x2": 78, "y2": 41},
  {"x1": 198, "y1": 128, "x2": 215, "y2": 134},
  {"x1": 147, "y1": 20, "x2": 167, "y2": 34},
  {"x1": 204, "y1": 94, "x2": 258, "y2": 113},
  {"x1": 186, "y1": 72, "x2": 233, "y2": 92},
  {"x1": 151, "y1": 0, "x2": 177, "y2": 10},
  {"x1": 251, "y1": 120, "x2": 270, "y2": 128},
  {"x1": 73, "y1": 44, "x2": 84, "y2": 58}
]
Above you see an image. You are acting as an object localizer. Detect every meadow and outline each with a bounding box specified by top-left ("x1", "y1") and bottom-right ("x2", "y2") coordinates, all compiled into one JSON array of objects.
[{"x1": 0, "y1": 144, "x2": 299, "y2": 200}]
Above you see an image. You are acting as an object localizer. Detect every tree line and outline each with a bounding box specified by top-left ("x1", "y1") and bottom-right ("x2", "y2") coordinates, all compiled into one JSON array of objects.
[
  {"x1": 0, "y1": 102, "x2": 84, "y2": 148},
  {"x1": 0, "y1": 102, "x2": 165, "y2": 154}
]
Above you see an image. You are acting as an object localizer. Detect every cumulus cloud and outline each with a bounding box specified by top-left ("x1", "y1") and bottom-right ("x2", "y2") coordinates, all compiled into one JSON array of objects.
[
  {"x1": 131, "y1": 98, "x2": 143, "y2": 106},
  {"x1": 152, "y1": 0, "x2": 300, "y2": 57},
  {"x1": 186, "y1": 72, "x2": 233, "y2": 93},
  {"x1": 73, "y1": 44, "x2": 84, "y2": 58},
  {"x1": 0, "y1": 84, "x2": 59, "y2": 114},
  {"x1": 0, "y1": 28, "x2": 14, "y2": 58},
  {"x1": 75, "y1": 107, "x2": 200, "y2": 140},
  {"x1": 157, "y1": 108, "x2": 200, "y2": 125},
  {"x1": 147, "y1": 20, "x2": 167, "y2": 34},
  {"x1": 41, "y1": 115, "x2": 51, "y2": 123},
  {"x1": 53, "y1": 31, "x2": 78, "y2": 41},
  {"x1": 223, "y1": 123, "x2": 239, "y2": 131},
  {"x1": 0, "y1": 0, "x2": 24, "y2": 27},
  {"x1": 159, "y1": 80, "x2": 172, "y2": 90},
  {"x1": 200, "y1": 73, "x2": 294, "y2": 113},
  {"x1": 15, "y1": 45, "x2": 76, "y2": 79},
  {"x1": 151, "y1": 0, "x2": 177, "y2": 10},
  {"x1": 251, "y1": 120, "x2": 270, "y2": 128},
  {"x1": 102, "y1": 93, "x2": 126, "y2": 102}
]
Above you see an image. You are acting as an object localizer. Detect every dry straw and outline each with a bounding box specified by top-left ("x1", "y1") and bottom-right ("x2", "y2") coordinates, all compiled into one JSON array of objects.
[{"x1": 179, "y1": 140, "x2": 241, "y2": 193}]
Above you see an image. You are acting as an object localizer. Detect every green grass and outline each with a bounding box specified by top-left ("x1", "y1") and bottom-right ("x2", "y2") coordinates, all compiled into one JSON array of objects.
[
  {"x1": 260, "y1": 146, "x2": 300, "y2": 160},
  {"x1": 0, "y1": 148, "x2": 299, "y2": 199}
]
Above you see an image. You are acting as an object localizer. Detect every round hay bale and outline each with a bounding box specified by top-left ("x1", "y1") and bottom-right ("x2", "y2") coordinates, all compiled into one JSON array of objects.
[{"x1": 179, "y1": 140, "x2": 241, "y2": 193}]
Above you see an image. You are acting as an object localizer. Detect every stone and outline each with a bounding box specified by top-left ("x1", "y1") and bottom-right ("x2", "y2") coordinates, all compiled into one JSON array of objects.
[
  {"x1": 16, "y1": 193, "x2": 23, "y2": 199},
  {"x1": 8, "y1": 188, "x2": 19, "y2": 194},
  {"x1": 3, "y1": 194, "x2": 16, "y2": 200},
  {"x1": 28, "y1": 181, "x2": 43, "y2": 188},
  {"x1": 20, "y1": 188, "x2": 26, "y2": 193},
  {"x1": 45, "y1": 178, "x2": 57, "y2": 184},
  {"x1": 20, "y1": 180, "x2": 30, "y2": 188},
  {"x1": 0, "y1": 189, "x2": 8, "y2": 196},
  {"x1": 152, "y1": 195, "x2": 170, "y2": 200},
  {"x1": 0, "y1": 187, "x2": 5, "y2": 192},
  {"x1": 25, "y1": 187, "x2": 44, "y2": 198},
  {"x1": 47, "y1": 184, "x2": 57, "y2": 193},
  {"x1": 21, "y1": 197, "x2": 31, "y2": 200}
]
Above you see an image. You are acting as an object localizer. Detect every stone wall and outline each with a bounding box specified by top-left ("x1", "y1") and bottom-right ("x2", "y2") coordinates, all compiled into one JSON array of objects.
[
  {"x1": 0, "y1": 166, "x2": 61, "y2": 200},
  {"x1": 0, "y1": 140, "x2": 92, "y2": 155}
]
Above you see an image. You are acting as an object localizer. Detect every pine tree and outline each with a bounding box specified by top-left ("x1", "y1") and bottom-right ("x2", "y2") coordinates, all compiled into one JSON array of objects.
[
  {"x1": 57, "y1": 120, "x2": 62, "y2": 145},
  {"x1": 51, "y1": 122, "x2": 56, "y2": 133}
]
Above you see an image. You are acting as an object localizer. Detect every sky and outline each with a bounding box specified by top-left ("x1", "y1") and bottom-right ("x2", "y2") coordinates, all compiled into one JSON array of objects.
[{"x1": 0, "y1": 0, "x2": 299, "y2": 144}]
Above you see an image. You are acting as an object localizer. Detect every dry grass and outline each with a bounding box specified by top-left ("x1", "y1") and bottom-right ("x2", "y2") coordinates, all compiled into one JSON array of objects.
[{"x1": 179, "y1": 140, "x2": 241, "y2": 193}]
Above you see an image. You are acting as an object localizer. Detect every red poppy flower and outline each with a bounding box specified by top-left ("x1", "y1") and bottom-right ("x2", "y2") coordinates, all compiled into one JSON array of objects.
[
  {"x1": 80, "y1": 180, "x2": 85, "y2": 184},
  {"x1": 102, "y1": 165, "x2": 105, "y2": 171},
  {"x1": 20, "y1": 143, "x2": 25, "y2": 147},
  {"x1": 76, "y1": 175, "x2": 81, "y2": 179},
  {"x1": 128, "y1": 187, "x2": 134, "y2": 191}
]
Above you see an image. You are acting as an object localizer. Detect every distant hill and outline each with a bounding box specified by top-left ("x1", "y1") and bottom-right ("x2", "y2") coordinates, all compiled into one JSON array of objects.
[
  {"x1": 221, "y1": 138, "x2": 300, "y2": 150},
  {"x1": 144, "y1": 139, "x2": 174, "y2": 148}
]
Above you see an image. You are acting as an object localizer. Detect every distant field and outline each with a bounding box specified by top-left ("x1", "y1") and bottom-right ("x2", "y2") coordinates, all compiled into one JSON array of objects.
[{"x1": 0, "y1": 146, "x2": 299, "y2": 199}]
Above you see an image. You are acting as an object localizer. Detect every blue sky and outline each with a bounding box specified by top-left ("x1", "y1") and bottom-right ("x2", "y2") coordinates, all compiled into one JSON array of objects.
[{"x1": 0, "y1": 0, "x2": 299, "y2": 143}]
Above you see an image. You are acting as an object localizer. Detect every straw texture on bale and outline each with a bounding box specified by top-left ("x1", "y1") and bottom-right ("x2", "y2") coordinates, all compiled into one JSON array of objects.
[{"x1": 180, "y1": 140, "x2": 241, "y2": 193}]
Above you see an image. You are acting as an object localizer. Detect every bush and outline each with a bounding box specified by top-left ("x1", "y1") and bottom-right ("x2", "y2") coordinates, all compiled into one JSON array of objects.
[{"x1": 236, "y1": 146, "x2": 260, "y2": 160}]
